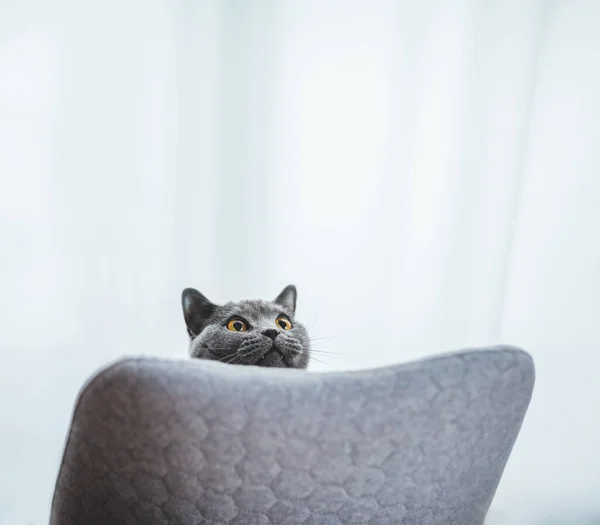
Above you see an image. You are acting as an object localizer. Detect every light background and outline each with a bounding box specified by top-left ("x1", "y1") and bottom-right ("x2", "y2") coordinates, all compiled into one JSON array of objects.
[{"x1": 1, "y1": 1, "x2": 599, "y2": 523}]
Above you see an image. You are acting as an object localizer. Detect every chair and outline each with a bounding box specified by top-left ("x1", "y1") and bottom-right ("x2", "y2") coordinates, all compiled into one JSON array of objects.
[{"x1": 49, "y1": 345, "x2": 534, "y2": 525}]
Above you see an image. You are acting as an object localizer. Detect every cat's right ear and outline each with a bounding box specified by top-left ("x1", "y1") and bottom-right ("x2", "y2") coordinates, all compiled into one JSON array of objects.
[{"x1": 182, "y1": 288, "x2": 216, "y2": 338}]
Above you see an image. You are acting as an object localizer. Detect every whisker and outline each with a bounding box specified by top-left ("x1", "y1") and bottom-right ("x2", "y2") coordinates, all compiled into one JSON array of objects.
[
  {"x1": 308, "y1": 344, "x2": 339, "y2": 352},
  {"x1": 308, "y1": 355, "x2": 331, "y2": 367},
  {"x1": 308, "y1": 341, "x2": 337, "y2": 348},
  {"x1": 308, "y1": 336, "x2": 341, "y2": 343},
  {"x1": 218, "y1": 353, "x2": 239, "y2": 363},
  {"x1": 305, "y1": 316, "x2": 318, "y2": 332},
  {"x1": 227, "y1": 349, "x2": 256, "y2": 365},
  {"x1": 223, "y1": 355, "x2": 243, "y2": 365},
  {"x1": 215, "y1": 349, "x2": 250, "y2": 364},
  {"x1": 223, "y1": 351, "x2": 248, "y2": 365},
  {"x1": 309, "y1": 349, "x2": 339, "y2": 356}
]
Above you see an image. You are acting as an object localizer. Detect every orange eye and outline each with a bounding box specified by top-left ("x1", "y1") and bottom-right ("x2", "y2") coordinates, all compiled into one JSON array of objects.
[
  {"x1": 227, "y1": 319, "x2": 248, "y2": 332},
  {"x1": 276, "y1": 316, "x2": 292, "y2": 330}
]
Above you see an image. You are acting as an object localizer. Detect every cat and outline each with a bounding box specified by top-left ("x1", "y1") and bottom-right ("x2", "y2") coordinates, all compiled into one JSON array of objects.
[{"x1": 181, "y1": 285, "x2": 311, "y2": 369}]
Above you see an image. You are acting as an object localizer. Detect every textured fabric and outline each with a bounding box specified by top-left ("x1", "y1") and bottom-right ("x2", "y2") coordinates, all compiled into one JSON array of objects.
[{"x1": 49, "y1": 346, "x2": 534, "y2": 525}]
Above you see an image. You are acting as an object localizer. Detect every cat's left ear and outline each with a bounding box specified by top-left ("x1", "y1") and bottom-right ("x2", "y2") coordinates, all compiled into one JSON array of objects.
[
  {"x1": 274, "y1": 284, "x2": 297, "y2": 316},
  {"x1": 182, "y1": 288, "x2": 217, "y2": 338}
]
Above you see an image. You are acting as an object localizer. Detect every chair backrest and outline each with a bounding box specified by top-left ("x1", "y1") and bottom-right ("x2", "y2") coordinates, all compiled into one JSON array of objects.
[{"x1": 50, "y1": 346, "x2": 534, "y2": 525}]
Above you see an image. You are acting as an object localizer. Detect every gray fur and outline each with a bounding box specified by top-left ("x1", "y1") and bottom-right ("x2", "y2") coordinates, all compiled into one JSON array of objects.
[{"x1": 181, "y1": 285, "x2": 310, "y2": 369}]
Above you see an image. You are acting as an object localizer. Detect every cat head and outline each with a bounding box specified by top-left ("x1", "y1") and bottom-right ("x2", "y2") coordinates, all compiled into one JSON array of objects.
[{"x1": 181, "y1": 285, "x2": 310, "y2": 369}]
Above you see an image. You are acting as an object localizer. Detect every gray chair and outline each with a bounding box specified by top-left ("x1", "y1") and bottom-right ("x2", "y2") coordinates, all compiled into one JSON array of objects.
[{"x1": 49, "y1": 345, "x2": 534, "y2": 525}]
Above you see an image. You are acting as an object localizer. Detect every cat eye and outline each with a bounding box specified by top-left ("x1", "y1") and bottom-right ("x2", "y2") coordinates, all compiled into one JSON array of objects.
[
  {"x1": 227, "y1": 318, "x2": 248, "y2": 332},
  {"x1": 276, "y1": 316, "x2": 292, "y2": 330}
]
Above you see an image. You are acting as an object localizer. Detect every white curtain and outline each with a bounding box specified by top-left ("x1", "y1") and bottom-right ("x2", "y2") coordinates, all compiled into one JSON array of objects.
[{"x1": 2, "y1": 1, "x2": 600, "y2": 523}]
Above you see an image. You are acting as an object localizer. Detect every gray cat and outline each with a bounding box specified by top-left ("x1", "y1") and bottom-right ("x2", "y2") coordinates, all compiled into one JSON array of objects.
[{"x1": 181, "y1": 285, "x2": 311, "y2": 369}]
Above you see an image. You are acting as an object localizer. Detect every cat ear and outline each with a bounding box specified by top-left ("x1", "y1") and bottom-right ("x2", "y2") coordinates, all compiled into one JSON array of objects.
[
  {"x1": 182, "y1": 288, "x2": 216, "y2": 337},
  {"x1": 274, "y1": 284, "x2": 297, "y2": 315}
]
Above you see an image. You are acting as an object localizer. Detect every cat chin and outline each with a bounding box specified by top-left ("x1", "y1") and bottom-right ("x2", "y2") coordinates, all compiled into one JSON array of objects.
[{"x1": 255, "y1": 348, "x2": 291, "y2": 368}]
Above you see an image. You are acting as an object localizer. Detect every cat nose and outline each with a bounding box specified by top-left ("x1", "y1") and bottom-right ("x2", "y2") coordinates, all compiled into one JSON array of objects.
[{"x1": 262, "y1": 329, "x2": 279, "y2": 341}]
